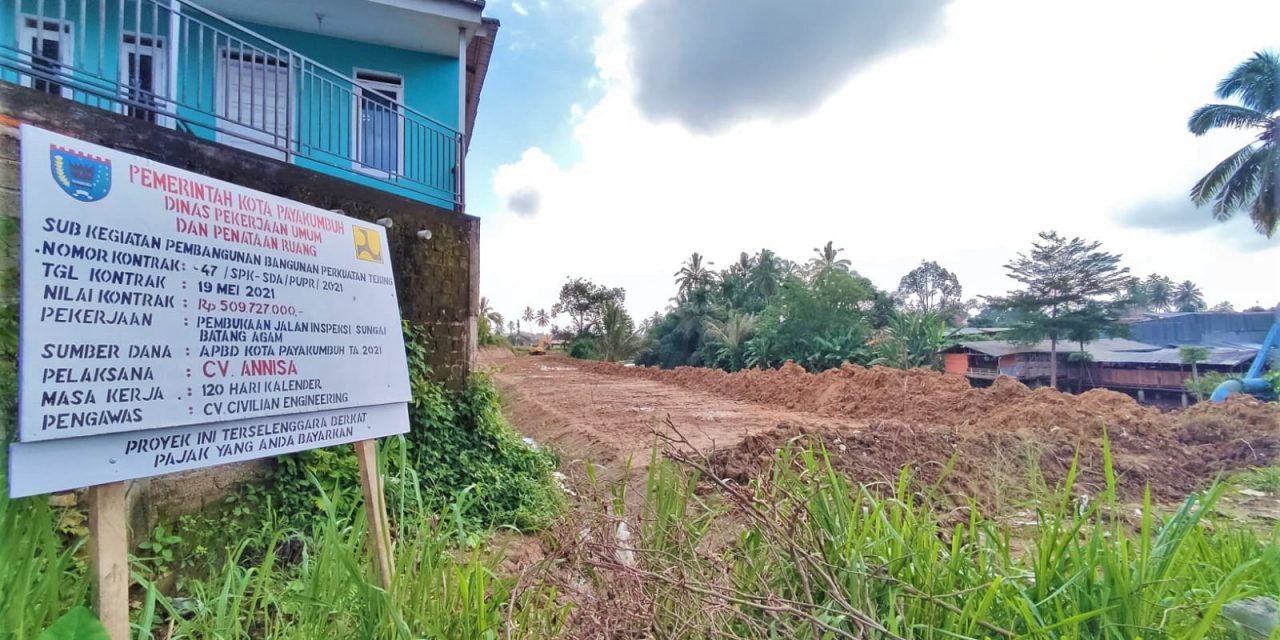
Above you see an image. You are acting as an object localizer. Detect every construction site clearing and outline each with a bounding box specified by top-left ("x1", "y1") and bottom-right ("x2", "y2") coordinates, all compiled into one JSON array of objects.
[{"x1": 483, "y1": 349, "x2": 1280, "y2": 517}]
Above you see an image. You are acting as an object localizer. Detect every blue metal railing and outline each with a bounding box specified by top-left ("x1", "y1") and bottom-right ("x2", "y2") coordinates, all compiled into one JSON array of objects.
[{"x1": 0, "y1": 0, "x2": 463, "y2": 208}]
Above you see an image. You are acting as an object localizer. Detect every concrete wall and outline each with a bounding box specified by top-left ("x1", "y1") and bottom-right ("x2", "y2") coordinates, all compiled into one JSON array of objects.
[{"x1": 0, "y1": 82, "x2": 479, "y2": 521}]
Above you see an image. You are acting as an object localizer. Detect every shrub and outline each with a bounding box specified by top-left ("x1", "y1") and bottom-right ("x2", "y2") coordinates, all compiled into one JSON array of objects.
[
  {"x1": 478, "y1": 315, "x2": 512, "y2": 348},
  {"x1": 1186, "y1": 371, "x2": 1233, "y2": 401},
  {"x1": 569, "y1": 337, "x2": 598, "y2": 360},
  {"x1": 264, "y1": 323, "x2": 561, "y2": 535}
]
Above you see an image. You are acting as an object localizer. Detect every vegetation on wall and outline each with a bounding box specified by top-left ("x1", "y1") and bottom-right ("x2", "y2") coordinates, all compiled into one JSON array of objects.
[{"x1": 266, "y1": 323, "x2": 561, "y2": 534}]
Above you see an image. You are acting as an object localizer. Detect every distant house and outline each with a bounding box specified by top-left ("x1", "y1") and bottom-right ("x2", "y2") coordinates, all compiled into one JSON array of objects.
[
  {"x1": 947, "y1": 326, "x2": 1011, "y2": 340},
  {"x1": 942, "y1": 338, "x2": 1256, "y2": 405}
]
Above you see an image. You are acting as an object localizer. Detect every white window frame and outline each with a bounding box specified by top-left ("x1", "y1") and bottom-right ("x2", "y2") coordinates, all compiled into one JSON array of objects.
[
  {"x1": 352, "y1": 69, "x2": 405, "y2": 178},
  {"x1": 214, "y1": 46, "x2": 290, "y2": 161},
  {"x1": 117, "y1": 32, "x2": 168, "y2": 124},
  {"x1": 17, "y1": 15, "x2": 75, "y2": 100}
]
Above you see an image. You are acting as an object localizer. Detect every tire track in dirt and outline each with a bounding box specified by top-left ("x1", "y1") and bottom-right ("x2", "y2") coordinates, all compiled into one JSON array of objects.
[{"x1": 481, "y1": 350, "x2": 855, "y2": 480}]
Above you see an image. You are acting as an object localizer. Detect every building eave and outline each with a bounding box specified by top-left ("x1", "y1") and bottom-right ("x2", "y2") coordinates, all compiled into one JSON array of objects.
[{"x1": 463, "y1": 17, "x2": 499, "y2": 153}]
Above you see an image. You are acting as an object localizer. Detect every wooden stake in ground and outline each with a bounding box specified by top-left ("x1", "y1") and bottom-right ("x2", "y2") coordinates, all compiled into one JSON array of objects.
[
  {"x1": 353, "y1": 439, "x2": 395, "y2": 589},
  {"x1": 88, "y1": 482, "x2": 129, "y2": 640}
]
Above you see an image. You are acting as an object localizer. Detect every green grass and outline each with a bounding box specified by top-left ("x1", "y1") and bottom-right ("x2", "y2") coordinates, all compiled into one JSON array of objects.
[
  {"x1": 567, "y1": 438, "x2": 1280, "y2": 639},
  {"x1": 0, "y1": 449, "x2": 566, "y2": 639},
  {"x1": 1236, "y1": 467, "x2": 1280, "y2": 494}
]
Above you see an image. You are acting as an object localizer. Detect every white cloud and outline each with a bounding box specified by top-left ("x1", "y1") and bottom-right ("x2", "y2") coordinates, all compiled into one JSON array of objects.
[
  {"x1": 479, "y1": 0, "x2": 1280, "y2": 323},
  {"x1": 511, "y1": 1, "x2": 529, "y2": 16}
]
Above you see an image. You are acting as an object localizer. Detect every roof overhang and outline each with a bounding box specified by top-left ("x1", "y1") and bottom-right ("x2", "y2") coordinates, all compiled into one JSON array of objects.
[
  {"x1": 199, "y1": 0, "x2": 485, "y2": 57},
  {"x1": 463, "y1": 17, "x2": 498, "y2": 151}
]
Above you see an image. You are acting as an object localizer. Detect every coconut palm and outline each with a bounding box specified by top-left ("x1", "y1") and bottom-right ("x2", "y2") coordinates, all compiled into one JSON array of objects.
[
  {"x1": 1188, "y1": 51, "x2": 1280, "y2": 236},
  {"x1": 1123, "y1": 277, "x2": 1151, "y2": 312},
  {"x1": 674, "y1": 252, "x2": 716, "y2": 300},
  {"x1": 809, "y1": 241, "x2": 852, "y2": 276},
  {"x1": 522, "y1": 306, "x2": 535, "y2": 325},
  {"x1": 535, "y1": 308, "x2": 550, "y2": 329},
  {"x1": 479, "y1": 297, "x2": 504, "y2": 331},
  {"x1": 1145, "y1": 274, "x2": 1174, "y2": 312},
  {"x1": 704, "y1": 312, "x2": 756, "y2": 371},
  {"x1": 597, "y1": 300, "x2": 643, "y2": 362},
  {"x1": 750, "y1": 249, "x2": 783, "y2": 300},
  {"x1": 1173, "y1": 280, "x2": 1206, "y2": 312},
  {"x1": 1180, "y1": 345, "x2": 1211, "y2": 384}
]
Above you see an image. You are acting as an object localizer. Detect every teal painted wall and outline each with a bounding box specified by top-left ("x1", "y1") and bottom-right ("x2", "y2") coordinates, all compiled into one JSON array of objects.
[
  {"x1": 0, "y1": 0, "x2": 458, "y2": 209},
  {"x1": 243, "y1": 22, "x2": 459, "y2": 130},
  {"x1": 241, "y1": 22, "x2": 460, "y2": 208}
]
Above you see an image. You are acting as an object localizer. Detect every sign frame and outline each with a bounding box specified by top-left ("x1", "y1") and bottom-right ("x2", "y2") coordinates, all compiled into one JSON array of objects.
[{"x1": 9, "y1": 125, "x2": 411, "y2": 636}]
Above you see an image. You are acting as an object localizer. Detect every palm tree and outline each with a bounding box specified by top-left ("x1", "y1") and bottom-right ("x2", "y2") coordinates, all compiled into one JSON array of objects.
[
  {"x1": 479, "y1": 297, "x2": 504, "y2": 331},
  {"x1": 808, "y1": 241, "x2": 852, "y2": 277},
  {"x1": 674, "y1": 252, "x2": 716, "y2": 300},
  {"x1": 704, "y1": 312, "x2": 756, "y2": 371},
  {"x1": 522, "y1": 306, "x2": 535, "y2": 325},
  {"x1": 750, "y1": 249, "x2": 782, "y2": 301},
  {"x1": 1173, "y1": 280, "x2": 1206, "y2": 312},
  {"x1": 597, "y1": 300, "x2": 643, "y2": 362},
  {"x1": 535, "y1": 308, "x2": 550, "y2": 330},
  {"x1": 1145, "y1": 274, "x2": 1174, "y2": 312},
  {"x1": 1188, "y1": 51, "x2": 1280, "y2": 236},
  {"x1": 1179, "y1": 345, "x2": 1211, "y2": 384},
  {"x1": 1122, "y1": 277, "x2": 1150, "y2": 312}
]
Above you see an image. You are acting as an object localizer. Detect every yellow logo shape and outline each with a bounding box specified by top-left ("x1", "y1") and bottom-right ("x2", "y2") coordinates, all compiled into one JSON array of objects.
[{"x1": 353, "y1": 226, "x2": 384, "y2": 264}]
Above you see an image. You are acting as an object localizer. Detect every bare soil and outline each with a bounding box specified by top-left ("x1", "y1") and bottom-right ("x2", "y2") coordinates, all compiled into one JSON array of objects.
[{"x1": 482, "y1": 349, "x2": 1280, "y2": 506}]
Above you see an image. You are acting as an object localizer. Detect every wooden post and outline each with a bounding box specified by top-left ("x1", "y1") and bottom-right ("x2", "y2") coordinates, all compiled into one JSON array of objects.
[
  {"x1": 353, "y1": 439, "x2": 394, "y2": 589},
  {"x1": 88, "y1": 482, "x2": 129, "y2": 640}
]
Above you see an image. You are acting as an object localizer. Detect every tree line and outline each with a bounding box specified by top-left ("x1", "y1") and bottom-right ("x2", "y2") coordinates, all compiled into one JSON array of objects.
[{"x1": 482, "y1": 230, "x2": 1250, "y2": 384}]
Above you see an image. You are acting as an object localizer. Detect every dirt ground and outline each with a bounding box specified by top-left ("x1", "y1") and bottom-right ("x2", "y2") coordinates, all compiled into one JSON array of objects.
[
  {"x1": 481, "y1": 349, "x2": 1280, "y2": 508},
  {"x1": 480, "y1": 349, "x2": 858, "y2": 481}
]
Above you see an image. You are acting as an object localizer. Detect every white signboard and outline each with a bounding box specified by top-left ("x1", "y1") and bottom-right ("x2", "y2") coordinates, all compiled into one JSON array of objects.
[
  {"x1": 8, "y1": 125, "x2": 412, "y2": 496},
  {"x1": 10, "y1": 403, "x2": 408, "y2": 497}
]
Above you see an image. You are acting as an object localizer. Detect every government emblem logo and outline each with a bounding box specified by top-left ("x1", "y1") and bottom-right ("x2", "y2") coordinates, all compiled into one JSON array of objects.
[
  {"x1": 353, "y1": 226, "x2": 384, "y2": 263},
  {"x1": 50, "y1": 145, "x2": 112, "y2": 202}
]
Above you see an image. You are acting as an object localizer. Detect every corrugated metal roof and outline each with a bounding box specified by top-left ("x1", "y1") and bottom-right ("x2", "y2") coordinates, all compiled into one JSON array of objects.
[
  {"x1": 948, "y1": 327, "x2": 1011, "y2": 337},
  {"x1": 950, "y1": 338, "x2": 1156, "y2": 358},
  {"x1": 1127, "y1": 312, "x2": 1274, "y2": 347},
  {"x1": 946, "y1": 338, "x2": 1255, "y2": 366}
]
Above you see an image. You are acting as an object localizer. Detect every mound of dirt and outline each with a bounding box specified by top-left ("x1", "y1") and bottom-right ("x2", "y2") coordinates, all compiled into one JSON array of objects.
[
  {"x1": 579, "y1": 360, "x2": 1160, "y2": 438},
  {"x1": 574, "y1": 359, "x2": 1280, "y2": 503}
]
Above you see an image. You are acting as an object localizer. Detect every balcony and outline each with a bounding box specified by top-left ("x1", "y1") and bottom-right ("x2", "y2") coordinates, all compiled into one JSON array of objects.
[{"x1": 0, "y1": 0, "x2": 463, "y2": 209}]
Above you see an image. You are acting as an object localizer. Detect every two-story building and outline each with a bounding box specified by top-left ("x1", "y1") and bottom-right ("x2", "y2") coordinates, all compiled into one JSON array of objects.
[{"x1": 2, "y1": 0, "x2": 497, "y2": 211}]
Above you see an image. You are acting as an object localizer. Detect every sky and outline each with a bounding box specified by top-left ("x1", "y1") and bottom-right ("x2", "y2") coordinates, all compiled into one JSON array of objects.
[{"x1": 466, "y1": 0, "x2": 1280, "y2": 327}]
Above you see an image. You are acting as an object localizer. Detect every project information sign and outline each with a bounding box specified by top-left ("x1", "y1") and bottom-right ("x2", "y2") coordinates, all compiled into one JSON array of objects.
[{"x1": 9, "y1": 126, "x2": 411, "y2": 496}]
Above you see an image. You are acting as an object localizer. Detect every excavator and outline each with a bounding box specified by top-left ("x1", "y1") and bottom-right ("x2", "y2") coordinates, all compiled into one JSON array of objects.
[
  {"x1": 1211, "y1": 307, "x2": 1280, "y2": 403},
  {"x1": 528, "y1": 335, "x2": 551, "y2": 356}
]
